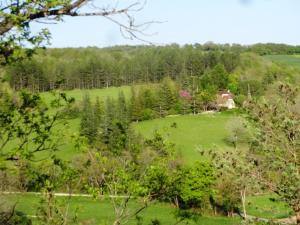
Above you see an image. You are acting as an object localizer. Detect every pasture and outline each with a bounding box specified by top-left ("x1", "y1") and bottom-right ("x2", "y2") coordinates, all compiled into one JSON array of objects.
[
  {"x1": 39, "y1": 83, "x2": 158, "y2": 105},
  {"x1": 3, "y1": 193, "x2": 292, "y2": 224},
  {"x1": 2, "y1": 193, "x2": 240, "y2": 225},
  {"x1": 132, "y1": 113, "x2": 238, "y2": 164},
  {"x1": 264, "y1": 55, "x2": 300, "y2": 69}
]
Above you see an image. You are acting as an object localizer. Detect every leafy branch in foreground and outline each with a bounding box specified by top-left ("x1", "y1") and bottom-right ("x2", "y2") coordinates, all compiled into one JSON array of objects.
[
  {"x1": 0, "y1": 0, "x2": 156, "y2": 64},
  {"x1": 0, "y1": 90, "x2": 73, "y2": 163}
]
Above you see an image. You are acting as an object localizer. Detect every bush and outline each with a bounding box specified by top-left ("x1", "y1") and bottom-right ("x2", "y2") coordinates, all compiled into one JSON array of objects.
[
  {"x1": 60, "y1": 103, "x2": 81, "y2": 119},
  {"x1": 0, "y1": 211, "x2": 32, "y2": 225},
  {"x1": 141, "y1": 108, "x2": 157, "y2": 120}
]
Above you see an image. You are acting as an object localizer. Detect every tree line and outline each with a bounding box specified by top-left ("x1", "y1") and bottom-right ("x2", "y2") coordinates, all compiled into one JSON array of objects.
[
  {"x1": 5, "y1": 44, "x2": 241, "y2": 91},
  {"x1": 6, "y1": 43, "x2": 299, "y2": 95}
]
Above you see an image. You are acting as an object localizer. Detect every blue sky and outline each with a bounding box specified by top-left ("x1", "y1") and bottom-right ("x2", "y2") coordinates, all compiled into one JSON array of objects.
[{"x1": 31, "y1": 0, "x2": 300, "y2": 47}]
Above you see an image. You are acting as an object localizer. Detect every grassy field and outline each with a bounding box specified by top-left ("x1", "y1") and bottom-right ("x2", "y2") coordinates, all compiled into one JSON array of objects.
[
  {"x1": 8, "y1": 84, "x2": 152, "y2": 161},
  {"x1": 57, "y1": 112, "x2": 238, "y2": 162},
  {"x1": 247, "y1": 195, "x2": 292, "y2": 219},
  {"x1": 132, "y1": 112, "x2": 238, "y2": 164},
  {"x1": 3, "y1": 85, "x2": 240, "y2": 162},
  {"x1": 39, "y1": 85, "x2": 241, "y2": 163},
  {"x1": 3, "y1": 193, "x2": 293, "y2": 224},
  {"x1": 3, "y1": 193, "x2": 240, "y2": 225},
  {"x1": 264, "y1": 55, "x2": 300, "y2": 69},
  {"x1": 40, "y1": 84, "x2": 157, "y2": 106}
]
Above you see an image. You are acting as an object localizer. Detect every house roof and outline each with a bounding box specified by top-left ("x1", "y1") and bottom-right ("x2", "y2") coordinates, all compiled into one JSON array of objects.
[
  {"x1": 216, "y1": 90, "x2": 234, "y2": 105},
  {"x1": 218, "y1": 90, "x2": 234, "y2": 99}
]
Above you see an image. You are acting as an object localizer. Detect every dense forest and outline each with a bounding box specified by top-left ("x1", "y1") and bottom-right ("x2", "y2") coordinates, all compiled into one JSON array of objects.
[{"x1": 5, "y1": 43, "x2": 299, "y2": 92}]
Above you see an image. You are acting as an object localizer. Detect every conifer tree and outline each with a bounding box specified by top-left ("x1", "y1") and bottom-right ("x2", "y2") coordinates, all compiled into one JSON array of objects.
[
  {"x1": 117, "y1": 91, "x2": 128, "y2": 124},
  {"x1": 80, "y1": 94, "x2": 97, "y2": 144},
  {"x1": 158, "y1": 78, "x2": 178, "y2": 115},
  {"x1": 94, "y1": 97, "x2": 104, "y2": 140},
  {"x1": 94, "y1": 97, "x2": 104, "y2": 122},
  {"x1": 130, "y1": 87, "x2": 142, "y2": 121}
]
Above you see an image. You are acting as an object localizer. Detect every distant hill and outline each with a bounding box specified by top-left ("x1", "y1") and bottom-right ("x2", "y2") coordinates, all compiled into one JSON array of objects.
[{"x1": 264, "y1": 55, "x2": 300, "y2": 70}]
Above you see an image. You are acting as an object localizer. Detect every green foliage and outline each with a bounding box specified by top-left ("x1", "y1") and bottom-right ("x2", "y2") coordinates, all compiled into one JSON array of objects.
[
  {"x1": 158, "y1": 78, "x2": 178, "y2": 115},
  {"x1": 0, "y1": 210, "x2": 32, "y2": 225},
  {"x1": 80, "y1": 94, "x2": 97, "y2": 144},
  {"x1": 249, "y1": 43, "x2": 300, "y2": 56},
  {"x1": 249, "y1": 83, "x2": 300, "y2": 218},
  {"x1": 176, "y1": 162, "x2": 216, "y2": 209},
  {"x1": 30, "y1": 156, "x2": 80, "y2": 224},
  {"x1": 224, "y1": 117, "x2": 251, "y2": 148},
  {"x1": 0, "y1": 90, "x2": 71, "y2": 162},
  {"x1": 130, "y1": 87, "x2": 143, "y2": 121},
  {"x1": 143, "y1": 160, "x2": 216, "y2": 210},
  {"x1": 201, "y1": 64, "x2": 229, "y2": 90},
  {"x1": 264, "y1": 55, "x2": 300, "y2": 70},
  {"x1": 5, "y1": 45, "x2": 241, "y2": 91},
  {"x1": 133, "y1": 113, "x2": 235, "y2": 164},
  {"x1": 3, "y1": 193, "x2": 242, "y2": 225},
  {"x1": 238, "y1": 80, "x2": 264, "y2": 97},
  {"x1": 196, "y1": 88, "x2": 217, "y2": 111}
]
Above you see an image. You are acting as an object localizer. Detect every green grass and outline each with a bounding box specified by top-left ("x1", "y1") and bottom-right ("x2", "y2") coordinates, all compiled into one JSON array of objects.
[
  {"x1": 132, "y1": 113, "x2": 237, "y2": 164},
  {"x1": 40, "y1": 84, "x2": 157, "y2": 106},
  {"x1": 51, "y1": 118, "x2": 81, "y2": 160},
  {"x1": 4, "y1": 85, "x2": 239, "y2": 163},
  {"x1": 58, "y1": 112, "x2": 238, "y2": 163},
  {"x1": 6, "y1": 84, "x2": 156, "y2": 161},
  {"x1": 264, "y1": 55, "x2": 300, "y2": 69},
  {"x1": 3, "y1": 193, "x2": 240, "y2": 225},
  {"x1": 38, "y1": 86, "x2": 241, "y2": 163},
  {"x1": 247, "y1": 195, "x2": 292, "y2": 219},
  {"x1": 3, "y1": 193, "x2": 294, "y2": 224}
]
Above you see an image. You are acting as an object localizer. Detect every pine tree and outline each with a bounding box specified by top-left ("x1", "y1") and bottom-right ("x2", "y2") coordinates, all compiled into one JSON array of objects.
[
  {"x1": 130, "y1": 87, "x2": 142, "y2": 121},
  {"x1": 117, "y1": 91, "x2": 128, "y2": 123},
  {"x1": 211, "y1": 64, "x2": 229, "y2": 90},
  {"x1": 94, "y1": 97, "x2": 104, "y2": 124},
  {"x1": 93, "y1": 97, "x2": 104, "y2": 141},
  {"x1": 80, "y1": 94, "x2": 97, "y2": 144},
  {"x1": 100, "y1": 97, "x2": 115, "y2": 146},
  {"x1": 158, "y1": 78, "x2": 178, "y2": 115}
]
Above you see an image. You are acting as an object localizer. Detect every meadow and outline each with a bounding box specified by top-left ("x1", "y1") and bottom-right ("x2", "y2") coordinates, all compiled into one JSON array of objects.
[
  {"x1": 3, "y1": 193, "x2": 240, "y2": 225},
  {"x1": 50, "y1": 112, "x2": 237, "y2": 162},
  {"x1": 264, "y1": 55, "x2": 300, "y2": 69},
  {"x1": 132, "y1": 113, "x2": 238, "y2": 164},
  {"x1": 39, "y1": 83, "x2": 158, "y2": 105},
  {"x1": 3, "y1": 192, "x2": 292, "y2": 225},
  {"x1": 36, "y1": 85, "x2": 238, "y2": 163}
]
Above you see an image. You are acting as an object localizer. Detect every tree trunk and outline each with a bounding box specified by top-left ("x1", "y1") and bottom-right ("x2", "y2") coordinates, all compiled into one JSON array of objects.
[
  {"x1": 174, "y1": 196, "x2": 179, "y2": 208},
  {"x1": 113, "y1": 220, "x2": 121, "y2": 225},
  {"x1": 296, "y1": 211, "x2": 300, "y2": 225},
  {"x1": 240, "y1": 189, "x2": 247, "y2": 219}
]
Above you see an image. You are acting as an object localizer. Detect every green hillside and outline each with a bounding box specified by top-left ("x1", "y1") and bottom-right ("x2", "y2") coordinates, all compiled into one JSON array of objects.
[
  {"x1": 264, "y1": 55, "x2": 300, "y2": 69},
  {"x1": 132, "y1": 113, "x2": 238, "y2": 164},
  {"x1": 40, "y1": 84, "x2": 157, "y2": 105},
  {"x1": 4, "y1": 193, "x2": 292, "y2": 224},
  {"x1": 3, "y1": 193, "x2": 240, "y2": 225}
]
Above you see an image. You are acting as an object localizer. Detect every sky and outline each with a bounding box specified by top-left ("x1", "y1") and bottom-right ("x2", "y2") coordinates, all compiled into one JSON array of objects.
[{"x1": 31, "y1": 0, "x2": 300, "y2": 47}]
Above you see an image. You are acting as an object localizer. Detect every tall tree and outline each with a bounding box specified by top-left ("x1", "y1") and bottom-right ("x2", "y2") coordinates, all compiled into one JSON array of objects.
[
  {"x1": 249, "y1": 83, "x2": 300, "y2": 224},
  {"x1": 158, "y1": 78, "x2": 178, "y2": 115},
  {"x1": 130, "y1": 87, "x2": 142, "y2": 121},
  {"x1": 117, "y1": 91, "x2": 128, "y2": 124},
  {"x1": 80, "y1": 94, "x2": 97, "y2": 143}
]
